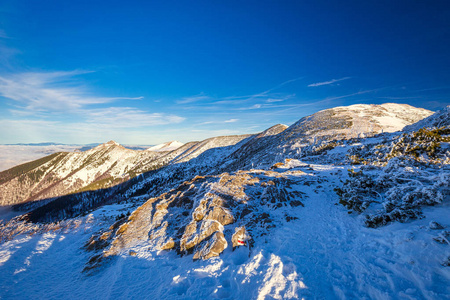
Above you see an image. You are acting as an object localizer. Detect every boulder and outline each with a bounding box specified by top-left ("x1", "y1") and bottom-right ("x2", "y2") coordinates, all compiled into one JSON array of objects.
[{"x1": 232, "y1": 226, "x2": 250, "y2": 247}]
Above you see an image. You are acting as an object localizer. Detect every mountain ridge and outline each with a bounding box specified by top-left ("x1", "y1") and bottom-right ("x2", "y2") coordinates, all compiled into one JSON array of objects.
[
  {"x1": 0, "y1": 103, "x2": 448, "y2": 300},
  {"x1": 0, "y1": 103, "x2": 433, "y2": 208}
]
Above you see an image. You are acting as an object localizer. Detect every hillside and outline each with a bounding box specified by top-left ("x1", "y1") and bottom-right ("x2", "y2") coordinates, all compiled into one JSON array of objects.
[
  {"x1": 0, "y1": 104, "x2": 434, "y2": 210},
  {"x1": 0, "y1": 103, "x2": 448, "y2": 299}
]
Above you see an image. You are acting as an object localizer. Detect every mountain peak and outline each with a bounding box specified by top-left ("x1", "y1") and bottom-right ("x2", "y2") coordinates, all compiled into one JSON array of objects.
[
  {"x1": 104, "y1": 140, "x2": 121, "y2": 146},
  {"x1": 146, "y1": 140, "x2": 184, "y2": 152},
  {"x1": 90, "y1": 140, "x2": 123, "y2": 150},
  {"x1": 285, "y1": 103, "x2": 434, "y2": 142}
]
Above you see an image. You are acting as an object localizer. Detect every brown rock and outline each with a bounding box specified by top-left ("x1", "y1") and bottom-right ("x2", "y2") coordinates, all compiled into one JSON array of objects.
[
  {"x1": 180, "y1": 220, "x2": 222, "y2": 251},
  {"x1": 195, "y1": 231, "x2": 228, "y2": 260},
  {"x1": 232, "y1": 226, "x2": 250, "y2": 247},
  {"x1": 205, "y1": 206, "x2": 235, "y2": 226},
  {"x1": 160, "y1": 237, "x2": 175, "y2": 250}
]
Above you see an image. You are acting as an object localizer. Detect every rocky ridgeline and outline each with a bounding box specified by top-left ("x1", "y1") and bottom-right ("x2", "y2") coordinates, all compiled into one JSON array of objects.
[
  {"x1": 84, "y1": 165, "x2": 311, "y2": 268},
  {"x1": 0, "y1": 104, "x2": 432, "y2": 209}
]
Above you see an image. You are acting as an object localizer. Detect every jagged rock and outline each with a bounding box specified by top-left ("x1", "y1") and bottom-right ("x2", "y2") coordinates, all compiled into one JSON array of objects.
[
  {"x1": 181, "y1": 220, "x2": 223, "y2": 251},
  {"x1": 105, "y1": 200, "x2": 155, "y2": 256},
  {"x1": 98, "y1": 169, "x2": 308, "y2": 260},
  {"x1": 205, "y1": 206, "x2": 234, "y2": 226},
  {"x1": 192, "y1": 199, "x2": 208, "y2": 221},
  {"x1": 160, "y1": 237, "x2": 175, "y2": 250},
  {"x1": 232, "y1": 226, "x2": 250, "y2": 247},
  {"x1": 216, "y1": 172, "x2": 260, "y2": 200},
  {"x1": 193, "y1": 231, "x2": 228, "y2": 260}
]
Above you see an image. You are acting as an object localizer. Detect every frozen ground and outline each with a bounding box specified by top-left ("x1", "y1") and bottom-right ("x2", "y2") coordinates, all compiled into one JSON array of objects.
[{"x1": 0, "y1": 164, "x2": 448, "y2": 299}]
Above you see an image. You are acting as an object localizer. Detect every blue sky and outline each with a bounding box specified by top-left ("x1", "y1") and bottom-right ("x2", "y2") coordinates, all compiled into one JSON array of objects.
[{"x1": 0, "y1": 1, "x2": 449, "y2": 144}]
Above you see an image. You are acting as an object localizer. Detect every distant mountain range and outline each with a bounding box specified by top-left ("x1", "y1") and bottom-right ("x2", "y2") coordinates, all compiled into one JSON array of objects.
[
  {"x1": 3, "y1": 142, "x2": 155, "y2": 150},
  {"x1": 0, "y1": 103, "x2": 433, "y2": 209},
  {"x1": 1, "y1": 103, "x2": 449, "y2": 299}
]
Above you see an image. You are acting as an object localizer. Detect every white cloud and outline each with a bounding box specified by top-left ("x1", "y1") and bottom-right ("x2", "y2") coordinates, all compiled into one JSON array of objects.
[
  {"x1": 265, "y1": 94, "x2": 294, "y2": 103},
  {"x1": 85, "y1": 107, "x2": 185, "y2": 128},
  {"x1": 197, "y1": 121, "x2": 214, "y2": 125},
  {"x1": 238, "y1": 104, "x2": 262, "y2": 110},
  {"x1": 224, "y1": 118, "x2": 238, "y2": 123},
  {"x1": 0, "y1": 70, "x2": 186, "y2": 143},
  {"x1": 308, "y1": 77, "x2": 351, "y2": 87},
  {"x1": 176, "y1": 94, "x2": 211, "y2": 104},
  {"x1": 189, "y1": 129, "x2": 239, "y2": 136},
  {"x1": 183, "y1": 78, "x2": 301, "y2": 107},
  {"x1": 257, "y1": 77, "x2": 303, "y2": 95},
  {"x1": 0, "y1": 71, "x2": 143, "y2": 111},
  {"x1": 266, "y1": 98, "x2": 284, "y2": 103}
]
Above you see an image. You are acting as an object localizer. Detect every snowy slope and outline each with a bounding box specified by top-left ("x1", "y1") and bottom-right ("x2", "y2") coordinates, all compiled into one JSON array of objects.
[
  {"x1": 146, "y1": 141, "x2": 184, "y2": 152},
  {"x1": 281, "y1": 103, "x2": 433, "y2": 143},
  {"x1": 0, "y1": 161, "x2": 448, "y2": 299},
  {"x1": 0, "y1": 141, "x2": 159, "y2": 206},
  {"x1": 404, "y1": 105, "x2": 450, "y2": 131},
  {"x1": 0, "y1": 103, "x2": 448, "y2": 299}
]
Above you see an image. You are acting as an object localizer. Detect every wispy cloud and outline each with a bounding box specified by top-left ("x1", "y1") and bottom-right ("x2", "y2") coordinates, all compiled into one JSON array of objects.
[
  {"x1": 308, "y1": 77, "x2": 350, "y2": 87},
  {"x1": 322, "y1": 89, "x2": 376, "y2": 101},
  {"x1": 249, "y1": 89, "x2": 378, "y2": 118},
  {"x1": 266, "y1": 98, "x2": 285, "y2": 103},
  {"x1": 86, "y1": 107, "x2": 185, "y2": 128},
  {"x1": 266, "y1": 94, "x2": 294, "y2": 103},
  {"x1": 0, "y1": 44, "x2": 20, "y2": 67},
  {"x1": 257, "y1": 77, "x2": 304, "y2": 96},
  {"x1": 196, "y1": 118, "x2": 239, "y2": 126},
  {"x1": 185, "y1": 78, "x2": 301, "y2": 107},
  {"x1": 413, "y1": 86, "x2": 450, "y2": 92},
  {"x1": 176, "y1": 94, "x2": 211, "y2": 104},
  {"x1": 224, "y1": 118, "x2": 238, "y2": 123},
  {"x1": 0, "y1": 70, "x2": 186, "y2": 138},
  {"x1": 378, "y1": 96, "x2": 420, "y2": 100},
  {"x1": 238, "y1": 104, "x2": 262, "y2": 110},
  {"x1": 0, "y1": 71, "x2": 144, "y2": 111},
  {"x1": 197, "y1": 121, "x2": 214, "y2": 125}
]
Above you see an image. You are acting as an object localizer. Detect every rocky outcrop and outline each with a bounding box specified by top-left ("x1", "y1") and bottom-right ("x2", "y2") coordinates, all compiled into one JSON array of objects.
[
  {"x1": 232, "y1": 226, "x2": 250, "y2": 247},
  {"x1": 100, "y1": 166, "x2": 310, "y2": 261},
  {"x1": 193, "y1": 231, "x2": 228, "y2": 260}
]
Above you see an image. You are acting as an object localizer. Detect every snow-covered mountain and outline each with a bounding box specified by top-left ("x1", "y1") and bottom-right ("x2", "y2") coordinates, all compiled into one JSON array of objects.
[
  {"x1": 404, "y1": 104, "x2": 450, "y2": 131},
  {"x1": 0, "y1": 144, "x2": 86, "y2": 172},
  {"x1": 0, "y1": 103, "x2": 448, "y2": 299},
  {"x1": 145, "y1": 141, "x2": 184, "y2": 152},
  {"x1": 0, "y1": 103, "x2": 431, "y2": 208},
  {"x1": 281, "y1": 103, "x2": 433, "y2": 142},
  {"x1": 0, "y1": 141, "x2": 158, "y2": 206}
]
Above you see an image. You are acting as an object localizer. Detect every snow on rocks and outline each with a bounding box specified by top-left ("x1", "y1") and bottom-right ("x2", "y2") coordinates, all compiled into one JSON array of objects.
[
  {"x1": 146, "y1": 141, "x2": 184, "y2": 152},
  {"x1": 93, "y1": 169, "x2": 309, "y2": 266},
  {"x1": 0, "y1": 103, "x2": 448, "y2": 299},
  {"x1": 232, "y1": 226, "x2": 250, "y2": 247},
  {"x1": 1, "y1": 161, "x2": 449, "y2": 299}
]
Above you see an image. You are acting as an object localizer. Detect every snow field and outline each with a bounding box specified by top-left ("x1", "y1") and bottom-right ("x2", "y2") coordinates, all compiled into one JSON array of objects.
[{"x1": 1, "y1": 164, "x2": 448, "y2": 299}]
